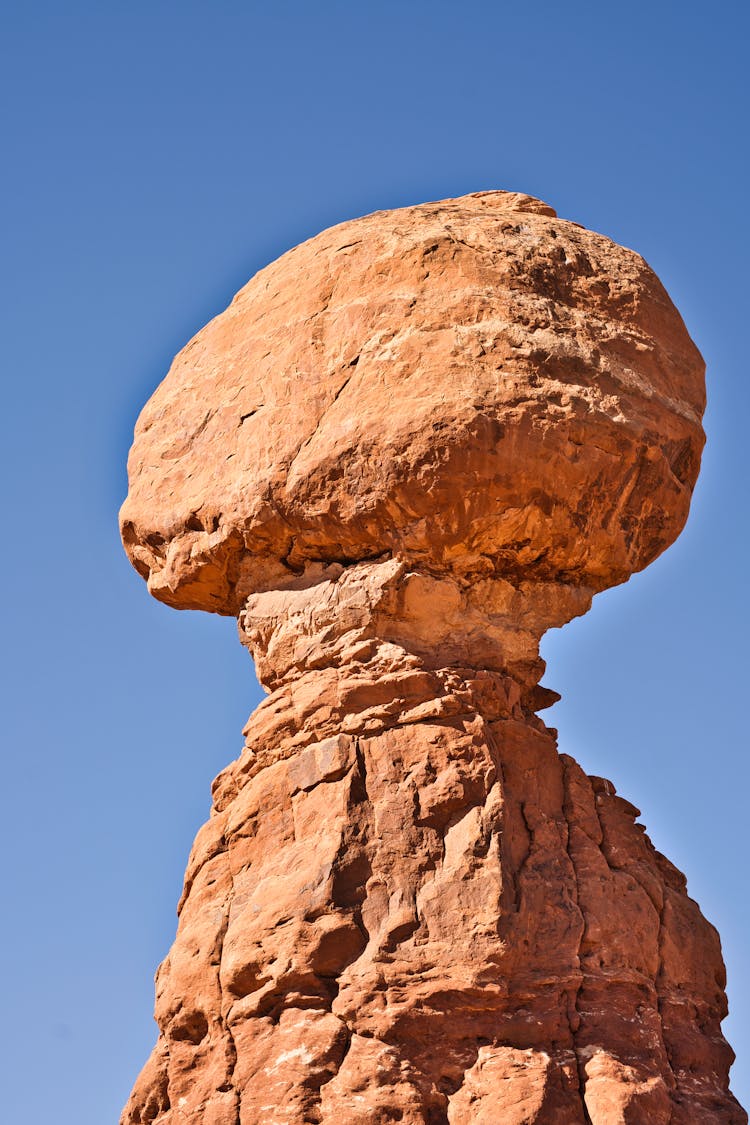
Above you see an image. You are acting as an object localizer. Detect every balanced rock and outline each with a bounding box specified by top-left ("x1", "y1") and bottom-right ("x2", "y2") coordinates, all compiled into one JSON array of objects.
[{"x1": 120, "y1": 192, "x2": 744, "y2": 1124}]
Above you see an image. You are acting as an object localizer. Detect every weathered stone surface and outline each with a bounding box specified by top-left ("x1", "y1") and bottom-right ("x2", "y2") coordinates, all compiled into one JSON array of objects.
[
  {"x1": 120, "y1": 192, "x2": 744, "y2": 1123},
  {"x1": 120, "y1": 190, "x2": 704, "y2": 620}
]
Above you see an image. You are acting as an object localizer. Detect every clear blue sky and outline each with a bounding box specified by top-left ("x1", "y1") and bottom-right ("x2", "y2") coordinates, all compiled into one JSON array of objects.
[{"x1": 1, "y1": 2, "x2": 747, "y2": 1119}]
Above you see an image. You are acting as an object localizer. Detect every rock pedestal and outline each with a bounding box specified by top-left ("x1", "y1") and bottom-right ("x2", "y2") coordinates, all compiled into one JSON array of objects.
[{"x1": 120, "y1": 192, "x2": 745, "y2": 1123}]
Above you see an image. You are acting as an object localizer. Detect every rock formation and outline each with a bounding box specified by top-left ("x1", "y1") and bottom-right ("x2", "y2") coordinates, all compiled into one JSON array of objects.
[{"x1": 120, "y1": 191, "x2": 745, "y2": 1123}]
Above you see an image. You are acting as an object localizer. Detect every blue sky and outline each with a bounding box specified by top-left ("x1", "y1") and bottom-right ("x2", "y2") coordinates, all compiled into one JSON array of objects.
[{"x1": 1, "y1": 2, "x2": 748, "y2": 1119}]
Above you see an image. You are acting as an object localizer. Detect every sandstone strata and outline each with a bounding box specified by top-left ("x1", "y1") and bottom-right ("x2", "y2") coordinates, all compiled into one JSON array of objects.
[{"x1": 121, "y1": 192, "x2": 744, "y2": 1123}]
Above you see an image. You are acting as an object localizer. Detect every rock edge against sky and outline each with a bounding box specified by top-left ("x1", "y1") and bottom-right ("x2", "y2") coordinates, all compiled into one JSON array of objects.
[{"x1": 120, "y1": 192, "x2": 745, "y2": 1124}]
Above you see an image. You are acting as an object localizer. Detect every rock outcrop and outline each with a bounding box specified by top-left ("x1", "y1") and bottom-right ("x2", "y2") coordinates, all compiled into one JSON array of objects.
[{"x1": 120, "y1": 191, "x2": 745, "y2": 1123}]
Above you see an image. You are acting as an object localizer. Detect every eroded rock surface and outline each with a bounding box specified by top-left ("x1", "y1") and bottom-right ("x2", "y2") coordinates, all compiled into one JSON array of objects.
[
  {"x1": 121, "y1": 190, "x2": 704, "y2": 618},
  {"x1": 120, "y1": 192, "x2": 744, "y2": 1123}
]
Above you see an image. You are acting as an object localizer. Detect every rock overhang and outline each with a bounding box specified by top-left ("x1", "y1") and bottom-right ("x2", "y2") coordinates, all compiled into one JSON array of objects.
[{"x1": 119, "y1": 189, "x2": 705, "y2": 620}]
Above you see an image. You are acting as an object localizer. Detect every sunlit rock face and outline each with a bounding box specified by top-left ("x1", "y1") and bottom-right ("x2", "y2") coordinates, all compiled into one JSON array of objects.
[{"x1": 120, "y1": 192, "x2": 745, "y2": 1124}]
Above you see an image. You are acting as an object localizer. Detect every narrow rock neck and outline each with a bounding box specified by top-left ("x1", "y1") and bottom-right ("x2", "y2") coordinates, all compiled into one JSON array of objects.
[
  {"x1": 237, "y1": 556, "x2": 592, "y2": 694},
  {"x1": 210, "y1": 559, "x2": 592, "y2": 812}
]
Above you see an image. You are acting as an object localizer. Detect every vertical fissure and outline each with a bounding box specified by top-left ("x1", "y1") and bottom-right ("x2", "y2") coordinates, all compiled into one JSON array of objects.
[{"x1": 561, "y1": 759, "x2": 595, "y2": 1125}]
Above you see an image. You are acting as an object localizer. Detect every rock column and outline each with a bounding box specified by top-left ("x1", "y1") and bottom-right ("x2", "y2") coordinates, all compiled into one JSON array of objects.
[
  {"x1": 122, "y1": 561, "x2": 743, "y2": 1123},
  {"x1": 119, "y1": 190, "x2": 745, "y2": 1123}
]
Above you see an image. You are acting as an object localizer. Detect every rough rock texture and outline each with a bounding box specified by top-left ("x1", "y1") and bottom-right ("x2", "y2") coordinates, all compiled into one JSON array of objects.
[
  {"x1": 121, "y1": 191, "x2": 704, "y2": 622},
  {"x1": 120, "y1": 192, "x2": 745, "y2": 1123}
]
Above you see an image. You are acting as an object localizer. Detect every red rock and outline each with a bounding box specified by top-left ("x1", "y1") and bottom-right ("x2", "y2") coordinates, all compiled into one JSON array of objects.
[{"x1": 120, "y1": 192, "x2": 745, "y2": 1123}]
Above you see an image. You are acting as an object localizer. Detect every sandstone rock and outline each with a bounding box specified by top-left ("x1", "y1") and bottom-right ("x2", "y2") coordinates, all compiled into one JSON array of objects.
[
  {"x1": 120, "y1": 192, "x2": 744, "y2": 1124},
  {"x1": 120, "y1": 190, "x2": 704, "y2": 622}
]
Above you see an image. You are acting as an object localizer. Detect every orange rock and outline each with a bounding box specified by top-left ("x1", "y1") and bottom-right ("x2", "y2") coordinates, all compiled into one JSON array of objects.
[{"x1": 120, "y1": 193, "x2": 745, "y2": 1124}]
